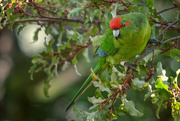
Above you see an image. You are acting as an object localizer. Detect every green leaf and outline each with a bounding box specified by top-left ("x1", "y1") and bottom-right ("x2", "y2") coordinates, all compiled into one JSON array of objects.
[
  {"x1": 49, "y1": 25, "x2": 59, "y2": 36},
  {"x1": 17, "y1": 25, "x2": 24, "y2": 35},
  {"x1": 112, "y1": 66, "x2": 125, "y2": 80},
  {"x1": 155, "y1": 78, "x2": 173, "y2": 99},
  {"x1": 88, "y1": 96, "x2": 104, "y2": 104},
  {"x1": 61, "y1": 61, "x2": 70, "y2": 71},
  {"x1": 138, "y1": 6, "x2": 145, "y2": 12},
  {"x1": 156, "y1": 62, "x2": 168, "y2": 81},
  {"x1": 156, "y1": 62, "x2": 163, "y2": 76},
  {"x1": 127, "y1": 5, "x2": 135, "y2": 12},
  {"x1": 58, "y1": 24, "x2": 64, "y2": 43},
  {"x1": 92, "y1": 26, "x2": 98, "y2": 35},
  {"x1": 114, "y1": 104, "x2": 127, "y2": 116},
  {"x1": 72, "y1": 56, "x2": 77, "y2": 65},
  {"x1": 170, "y1": 69, "x2": 180, "y2": 89},
  {"x1": 74, "y1": 64, "x2": 81, "y2": 76},
  {"x1": 155, "y1": 96, "x2": 164, "y2": 119},
  {"x1": 175, "y1": 69, "x2": 180, "y2": 82},
  {"x1": 72, "y1": 56, "x2": 81, "y2": 76},
  {"x1": 6, "y1": 8, "x2": 13, "y2": 20},
  {"x1": 131, "y1": 77, "x2": 148, "y2": 89},
  {"x1": 43, "y1": 65, "x2": 54, "y2": 97},
  {"x1": 145, "y1": 0, "x2": 154, "y2": 8},
  {"x1": 44, "y1": 78, "x2": 51, "y2": 97},
  {"x1": 110, "y1": 81, "x2": 120, "y2": 89},
  {"x1": 170, "y1": 49, "x2": 180, "y2": 62},
  {"x1": 90, "y1": 35, "x2": 105, "y2": 46},
  {"x1": 73, "y1": 105, "x2": 86, "y2": 119},
  {"x1": 57, "y1": 32, "x2": 63, "y2": 44},
  {"x1": 92, "y1": 81, "x2": 111, "y2": 93},
  {"x1": 29, "y1": 55, "x2": 41, "y2": 80},
  {"x1": 66, "y1": 30, "x2": 81, "y2": 42},
  {"x1": 171, "y1": 102, "x2": 180, "y2": 119},
  {"x1": 156, "y1": 78, "x2": 168, "y2": 91},
  {"x1": 110, "y1": 3, "x2": 117, "y2": 18},
  {"x1": 128, "y1": 0, "x2": 134, "y2": 2},
  {"x1": 121, "y1": 95, "x2": 143, "y2": 117},
  {"x1": 90, "y1": 9, "x2": 100, "y2": 22},
  {"x1": 57, "y1": 42, "x2": 70, "y2": 50},
  {"x1": 151, "y1": 24, "x2": 156, "y2": 38},
  {"x1": 144, "y1": 90, "x2": 157, "y2": 101},
  {"x1": 69, "y1": 7, "x2": 83, "y2": 16},
  {"x1": 110, "y1": 66, "x2": 125, "y2": 84},
  {"x1": 108, "y1": 112, "x2": 118, "y2": 120},
  {"x1": 2, "y1": 1, "x2": 8, "y2": 6},
  {"x1": 89, "y1": 104, "x2": 100, "y2": 112},
  {"x1": 46, "y1": 38, "x2": 55, "y2": 53},
  {"x1": 83, "y1": 49, "x2": 90, "y2": 63},
  {"x1": 29, "y1": 64, "x2": 37, "y2": 80},
  {"x1": 140, "y1": 50, "x2": 161, "y2": 65},
  {"x1": 51, "y1": 56, "x2": 59, "y2": 77},
  {"x1": 38, "y1": 0, "x2": 44, "y2": 2},
  {"x1": 33, "y1": 27, "x2": 41, "y2": 42},
  {"x1": 86, "y1": 112, "x2": 98, "y2": 120}
]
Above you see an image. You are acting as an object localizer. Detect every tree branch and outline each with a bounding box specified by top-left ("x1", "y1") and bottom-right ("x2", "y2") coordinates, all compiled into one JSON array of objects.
[
  {"x1": 156, "y1": 20, "x2": 180, "y2": 39},
  {"x1": 163, "y1": 36, "x2": 180, "y2": 44},
  {"x1": 157, "y1": 6, "x2": 176, "y2": 14},
  {"x1": 1, "y1": 17, "x2": 103, "y2": 26}
]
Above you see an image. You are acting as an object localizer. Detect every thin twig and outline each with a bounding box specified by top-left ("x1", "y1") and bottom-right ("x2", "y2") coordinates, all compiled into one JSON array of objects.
[
  {"x1": 156, "y1": 20, "x2": 180, "y2": 39},
  {"x1": 42, "y1": 42, "x2": 92, "y2": 60},
  {"x1": 35, "y1": 2, "x2": 59, "y2": 9},
  {"x1": 122, "y1": 70, "x2": 133, "y2": 88},
  {"x1": 99, "y1": 88, "x2": 121, "y2": 112},
  {"x1": 157, "y1": 6, "x2": 176, "y2": 14},
  {"x1": 134, "y1": 35, "x2": 180, "y2": 67},
  {"x1": 99, "y1": 96, "x2": 114, "y2": 111},
  {"x1": 155, "y1": 24, "x2": 180, "y2": 31},
  {"x1": 140, "y1": 0, "x2": 146, "y2": 4},
  {"x1": 163, "y1": 36, "x2": 180, "y2": 44},
  {"x1": 120, "y1": 0, "x2": 129, "y2": 8},
  {"x1": 144, "y1": 36, "x2": 180, "y2": 56},
  {"x1": 84, "y1": 1, "x2": 115, "y2": 9}
]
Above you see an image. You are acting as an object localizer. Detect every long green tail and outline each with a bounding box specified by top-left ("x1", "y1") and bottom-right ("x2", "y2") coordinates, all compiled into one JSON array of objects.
[{"x1": 65, "y1": 58, "x2": 105, "y2": 111}]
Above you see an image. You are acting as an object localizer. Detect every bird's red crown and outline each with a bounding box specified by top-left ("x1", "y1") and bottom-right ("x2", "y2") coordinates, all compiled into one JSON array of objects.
[
  {"x1": 110, "y1": 17, "x2": 121, "y2": 30},
  {"x1": 110, "y1": 17, "x2": 131, "y2": 30}
]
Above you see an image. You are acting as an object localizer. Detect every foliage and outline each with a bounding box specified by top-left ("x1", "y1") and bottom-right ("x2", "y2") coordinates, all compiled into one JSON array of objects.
[{"x1": 0, "y1": 0, "x2": 180, "y2": 120}]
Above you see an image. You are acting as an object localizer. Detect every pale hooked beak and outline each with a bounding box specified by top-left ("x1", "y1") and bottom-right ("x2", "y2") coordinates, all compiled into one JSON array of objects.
[{"x1": 113, "y1": 29, "x2": 120, "y2": 38}]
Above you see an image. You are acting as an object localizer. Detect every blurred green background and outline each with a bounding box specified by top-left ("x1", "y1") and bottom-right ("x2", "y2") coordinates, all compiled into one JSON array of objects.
[{"x1": 0, "y1": 0, "x2": 179, "y2": 121}]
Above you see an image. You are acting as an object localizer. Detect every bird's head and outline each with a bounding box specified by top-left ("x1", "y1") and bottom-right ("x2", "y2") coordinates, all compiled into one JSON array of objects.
[{"x1": 110, "y1": 17, "x2": 131, "y2": 39}]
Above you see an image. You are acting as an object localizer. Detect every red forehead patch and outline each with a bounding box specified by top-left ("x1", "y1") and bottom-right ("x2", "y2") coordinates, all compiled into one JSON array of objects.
[{"x1": 110, "y1": 17, "x2": 121, "y2": 30}]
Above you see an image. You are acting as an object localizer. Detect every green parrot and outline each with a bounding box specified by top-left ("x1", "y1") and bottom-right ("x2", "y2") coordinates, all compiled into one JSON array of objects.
[{"x1": 66, "y1": 12, "x2": 153, "y2": 111}]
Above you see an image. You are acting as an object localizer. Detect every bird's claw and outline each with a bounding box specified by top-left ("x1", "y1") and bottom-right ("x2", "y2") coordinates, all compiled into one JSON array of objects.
[
  {"x1": 148, "y1": 38, "x2": 163, "y2": 45},
  {"x1": 124, "y1": 62, "x2": 138, "y2": 72}
]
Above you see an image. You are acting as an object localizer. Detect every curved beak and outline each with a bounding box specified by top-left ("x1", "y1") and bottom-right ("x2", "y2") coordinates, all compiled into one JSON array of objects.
[{"x1": 113, "y1": 29, "x2": 120, "y2": 38}]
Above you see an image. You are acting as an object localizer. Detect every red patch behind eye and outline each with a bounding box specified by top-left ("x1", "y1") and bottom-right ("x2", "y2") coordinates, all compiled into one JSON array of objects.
[
  {"x1": 110, "y1": 17, "x2": 121, "y2": 30},
  {"x1": 125, "y1": 21, "x2": 131, "y2": 26}
]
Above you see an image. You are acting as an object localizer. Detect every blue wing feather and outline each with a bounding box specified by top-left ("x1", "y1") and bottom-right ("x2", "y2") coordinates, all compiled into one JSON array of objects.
[{"x1": 97, "y1": 48, "x2": 108, "y2": 57}]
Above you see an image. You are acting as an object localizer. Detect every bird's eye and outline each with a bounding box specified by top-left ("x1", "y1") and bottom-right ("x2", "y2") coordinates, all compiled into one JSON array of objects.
[
  {"x1": 121, "y1": 23, "x2": 126, "y2": 27},
  {"x1": 122, "y1": 21, "x2": 131, "y2": 27}
]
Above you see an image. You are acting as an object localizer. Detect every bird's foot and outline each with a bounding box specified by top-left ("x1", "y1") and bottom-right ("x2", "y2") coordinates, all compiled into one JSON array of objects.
[
  {"x1": 148, "y1": 38, "x2": 163, "y2": 45},
  {"x1": 123, "y1": 62, "x2": 137, "y2": 72}
]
